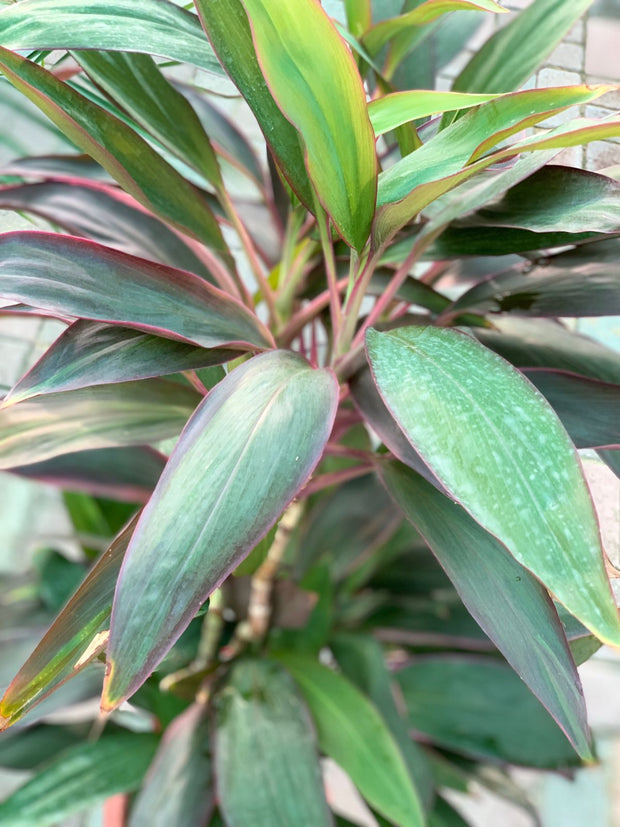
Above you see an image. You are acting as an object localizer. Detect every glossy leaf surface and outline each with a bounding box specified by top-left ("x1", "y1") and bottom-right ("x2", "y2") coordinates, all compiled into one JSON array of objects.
[
  {"x1": 239, "y1": 0, "x2": 377, "y2": 250},
  {"x1": 0, "y1": 232, "x2": 271, "y2": 349},
  {"x1": 0, "y1": 0, "x2": 222, "y2": 75},
  {"x1": 130, "y1": 702, "x2": 213, "y2": 827},
  {"x1": 6, "y1": 321, "x2": 238, "y2": 405},
  {"x1": 0, "y1": 733, "x2": 158, "y2": 826},
  {"x1": 215, "y1": 659, "x2": 331, "y2": 827},
  {"x1": 396, "y1": 657, "x2": 580, "y2": 767},
  {"x1": 278, "y1": 653, "x2": 425, "y2": 827},
  {"x1": 103, "y1": 352, "x2": 338, "y2": 708},
  {"x1": 368, "y1": 90, "x2": 499, "y2": 136},
  {"x1": 0, "y1": 48, "x2": 228, "y2": 254},
  {"x1": 0, "y1": 380, "x2": 198, "y2": 469},
  {"x1": 366, "y1": 326, "x2": 620, "y2": 646},
  {"x1": 0, "y1": 519, "x2": 135, "y2": 729},
  {"x1": 380, "y1": 461, "x2": 591, "y2": 758}
]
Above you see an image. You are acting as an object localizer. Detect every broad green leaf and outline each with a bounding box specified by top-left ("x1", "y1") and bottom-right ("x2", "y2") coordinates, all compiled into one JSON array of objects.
[
  {"x1": 214, "y1": 659, "x2": 331, "y2": 827},
  {"x1": 0, "y1": 518, "x2": 135, "y2": 729},
  {"x1": 0, "y1": 733, "x2": 158, "y2": 826},
  {"x1": 0, "y1": 724, "x2": 85, "y2": 772},
  {"x1": 0, "y1": 380, "x2": 198, "y2": 469},
  {"x1": 331, "y1": 633, "x2": 434, "y2": 811},
  {"x1": 195, "y1": 0, "x2": 314, "y2": 209},
  {"x1": 5, "y1": 321, "x2": 239, "y2": 405},
  {"x1": 10, "y1": 446, "x2": 165, "y2": 504},
  {"x1": 0, "y1": 0, "x2": 223, "y2": 76},
  {"x1": 449, "y1": 236, "x2": 620, "y2": 318},
  {"x1": 277, "y1": 652, "x2": 425, "y2": 827},
  {"x1": 130, "y1": 702, "x2": 213, "y2": 827},
  {"x1": 74, "y1": 51, "x2": 223, "y2": 189},
  {"x1": 238, "y1": 0, "x2": 377, "y2": 250},
  {"x1": 103, "y1": 351, "x2": 338, "y2": 708},
  {"x1": 345, "y1": 0, "x2": 371, "y2": 38},
  {"x1": 0, "y1": 48, "x2": 230, "y2": 257},
  {"x1": 0, "y1": 181, "x2": 215, "y2": 276},
  {"x1": 396, "y1": 657, "x2": 581, "y2": 767},
  {"x1": 366, "y1": 326, "x2": 620, "y2": 646},
  {"x1": 0, "y1": 232, "x2": 272, "y2": 349},
  {"x1": 453, "y1": 0, "x2": 594, "y2": 94},
  {"x1": 380, "y1": 461, "x2": 592, "y2": 759},
  {"x1": 524, "y1": 370, "x2": 620, "y2": 449},
  {"x1": 368, "y1": 90, "x2": 499, "y2": 136}
]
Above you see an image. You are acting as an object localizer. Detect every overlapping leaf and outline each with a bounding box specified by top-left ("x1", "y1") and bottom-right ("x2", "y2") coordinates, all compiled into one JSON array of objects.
[
  {"x1": 0, "y1": 232, "x2": 272, "y2": 349},
  {"x1": 368, "y1": 90, "x2": 499, "y2": 136},
  {"x1": 366, "y1": 326, "x2": 620, "y2": 646},
  {"x1": 380, "y1": 461, "x2": 592, "y2": 758},
  {"x1": 102, "y1": 351, "x2": 338, "y2": 708}
]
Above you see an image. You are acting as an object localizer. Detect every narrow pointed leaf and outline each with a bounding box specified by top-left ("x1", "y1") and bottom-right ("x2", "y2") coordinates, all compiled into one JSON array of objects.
[
  {"x1": 0, "y1": 232, "x2": 272, "y2": 349},
  {"x1": 130, "y1": 702, "x2": 213, "y2": 827},
  {"x1": 10, "y1": 446, "x2": 165, "y2": 503},
  {"x1": 0, "y1": 181, "x2": 214, "y2": 276},
  {"x1": 368, "y1": 90, "x2": 499, "y2": 136},
  {"x1": 6, "y1": 321, "x2": 239, "y2": 405},
  {"x1": 380, "y1": 461, "x2": 592, "y2": 759},
  {"x1": 195, "y1": 0, "x2": 314, "y2": 209},
  {"x1": 345, "y1": 0, "x2": 371, "y2": 38},
  {"x1": 277, "y1": 652, "x2": 425, "y2": 827},
  {"x1": 366, "y1": 326, "x2": 620, "y2": 646},
  {"x1": 215, "y1": 659, "x2": 331, "y2": 827},
  {"x1": 0, "y1": 47, "x2": 229, "y2": 256},
  {"x1": 0, "y1": 733, "x2": 158, "y2": 827},
  {"x1": 0, "y1": 518, "x2": 135, "y2": 729},
  {"x1": 103, "y1": 351, "x2": 338, "y2": 708},
  {"x1": 453, "y1": 0, "x2": 594, "y2": 94},
  {"x1": 0, "y1": 380, "x2": 199, "y2": 469},
  {"x1": 237, "y1": 0, "x2": 377, "y2": 250},
  {"x1": 0, "y1": 0, "x2": 223, "y2": 76},
  {"x1": 396, "y1": 657, "x2": 581, "y2": 767}
]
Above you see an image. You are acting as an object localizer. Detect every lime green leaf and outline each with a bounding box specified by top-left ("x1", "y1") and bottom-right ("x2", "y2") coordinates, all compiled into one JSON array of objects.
[
  {"x1": 366, "y1": 326, "x2": 620, "y2": 646},
  {"x1": 129, "y1": 702, "x2": 213, "y2": 827},
  {"x1": 396, "y1": 657, "x2": 581, "y2": 767},
  {"x1": 0, "y1": 47, "x2": 229, "y2": 256},
  {"x1": 277, "y1": 652, "x2": 425, "y2": 827},
  {"x1": 345, "y1": 0, "x2": 371, "y2": 38},
  {"x1": 215, "y1": 660, "x2": 331, "y2": 827},
  {"x1": 0, "y1": 0, "x2": 223, "y2": 76},
  {"x1": 380, "y1": 461, "x2": 592, "y2": 759},
  {"x1": 0, "y1": 232, "x2": 272, "y2": 350},
  {"x1": 236, "y1": 0, "x2": 377, "y2": 251},
  {"x1": 453, "y1": 0, "x2": 594, "y2": 93},
  {"x1": 103, "y1": 352, "x2": 338, "y2": 709},
  {"x1": 368, "y1": 90, "x2": 499, "y2": 136},
  {"x1": 0, "y1": 733, "x2": 158, "y2": 826},
  {"x1": 0, "y1": 380, "x2": 198, "y2": 469},
  {"x1": 6, "y1": 321, "x2": 239, "y2": 405},
  {"x1": 0, "y1": 518, "x2": 135, "y2": 729}
]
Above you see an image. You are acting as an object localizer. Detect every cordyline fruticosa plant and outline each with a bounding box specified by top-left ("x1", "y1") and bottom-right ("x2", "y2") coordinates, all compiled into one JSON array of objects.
[{"x1": 0, "y1": 0, "x2": 619, "y2": 824}]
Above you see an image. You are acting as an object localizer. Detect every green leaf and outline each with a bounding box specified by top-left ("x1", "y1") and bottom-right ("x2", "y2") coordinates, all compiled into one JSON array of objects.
[
  {"x1": 396, "y1": 656, "x2": 581, "y2": 767},
  {"x1": 368, "y1": 90, "x2": 499, "y2": 136},
  {"x1": 129, "y1": 702, "x2": 213, "y2": 827},
  {"x1": 0, "y1": 380, "x2": 198, "y2": 469},
  {"x1": 0, "y1": 733, "x2": 158, "y2": 826},
  {"x1": 0, "y1": 518, "x2": 135, "y2": 729},
  {"x1": 379, "y1": 461, "x2": 592, "y2": 759},
  {"x1": 0, "y1": 232, "x2": 272, "y2": 350},
  {"x1": 237, "y1": 0, "x2": 377, "y2": 251},
  {"x1": 345, "y1": 0, "x2": 371, "y2": 38},
  {"x1": 277, "y1": 652, "x2": 425, "y2": 827},
  {"x1": 0, "y1": 724, "x2": 84, "y2": 771},
  {"x1": 214, "y1": 659, "x2": 331, "y2": 827},
  {"x1": 74, "y1": 51, "x2": 223, "y2": 190},
  {"x1": 453, "y1": 0, "x2": 594, "y2": 94},
  {"x1": 103, "y1": 351, "x2": 338, "y2": 708},
  {"x1": 0, "y1": 0, "x2": 223, "y2": 76},
  {"x1": 6, "y1": 321, "x2": 239, "y2": 405},
  {"x1": 195, "y1": 0, "x2": 314, "y2": 210},
  {"x1": 366, "y1": 326, "x2": 620, "y2": 647},
  {"x1": 0, "y1": 48, "x2": 229, "y2": 256}
]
